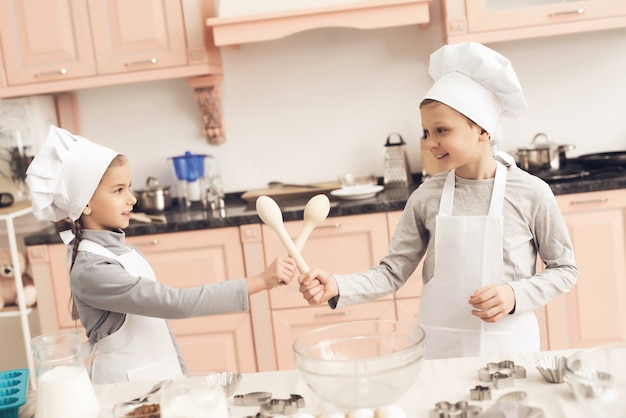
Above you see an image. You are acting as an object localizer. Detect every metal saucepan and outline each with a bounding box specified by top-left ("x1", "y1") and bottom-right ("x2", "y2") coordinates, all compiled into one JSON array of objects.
[
  {"x1": 515, "y1": 132, "x2": 575, "y2": 172},
  {"x1": 134, "y1": 177, "x2": 172, "y2": 213}
]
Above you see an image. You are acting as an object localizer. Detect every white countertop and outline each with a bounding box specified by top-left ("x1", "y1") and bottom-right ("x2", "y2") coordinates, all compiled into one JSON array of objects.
[{"x1": 83, "y1": 349, "x2": 584, "y2": 418}]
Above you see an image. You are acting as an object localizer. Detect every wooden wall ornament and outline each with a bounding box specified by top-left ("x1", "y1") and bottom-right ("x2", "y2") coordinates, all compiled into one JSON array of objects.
[{"x1": 187, "y1": 75, "x2": 225, "y2": 145}]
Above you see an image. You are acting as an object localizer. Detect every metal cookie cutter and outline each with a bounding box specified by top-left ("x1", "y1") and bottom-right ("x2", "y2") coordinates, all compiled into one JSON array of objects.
[
  {"x1": 259, "y1": 394, "x2": 305, "y2": 415},
  {"x1": 429, "y1": 400, "x2": 482, "y2": 418},
  {"x1": 234, "y1": 391, "x2": 273, "y2": 406},
  {"x1": 478, "y1": 360, "x2": 526, "y2": 389},
  {"x1": 470, "y1": 385, "x2": 491, "y2": 401}
]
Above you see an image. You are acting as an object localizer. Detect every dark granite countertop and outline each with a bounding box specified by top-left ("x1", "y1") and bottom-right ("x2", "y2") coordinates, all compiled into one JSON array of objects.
[{"x1": 24, "y1": 167, "x2": 626, "y2": 246}]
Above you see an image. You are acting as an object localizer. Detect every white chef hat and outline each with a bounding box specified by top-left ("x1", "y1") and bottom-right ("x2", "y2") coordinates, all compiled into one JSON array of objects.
[
  {"x1": 423, "y1": 42, "x2": 527, "y2": 135},
  {"x1": 26, "y1": 125, "x2": 119, "y2": 222}
]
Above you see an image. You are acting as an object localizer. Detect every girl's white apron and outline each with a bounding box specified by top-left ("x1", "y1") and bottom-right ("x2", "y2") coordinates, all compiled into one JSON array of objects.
[
  {"x1": 419, "y1": 162, "x2": 539, "y2": 359},
  {"x1": 79, "y1": 239, "x2": 183, "y2": 384}
]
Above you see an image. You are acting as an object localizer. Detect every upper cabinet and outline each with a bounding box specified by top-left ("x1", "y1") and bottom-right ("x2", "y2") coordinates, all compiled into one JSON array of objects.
[
  {"x1": 0, "y1": 0, "x2": 222, "y2": 98},
  {"x1": 442, "y1": 0, "x2": 626, "y2": 44},
  {"x1": 206, "y1": 0, "x2": 432, "y2": 47}
]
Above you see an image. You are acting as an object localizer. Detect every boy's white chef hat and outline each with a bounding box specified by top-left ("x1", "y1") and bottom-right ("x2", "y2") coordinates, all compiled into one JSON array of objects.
[
  {"x1": 26, "y1": 125, "x2": 119, "y2": 222},
  {"x1": 424, "y1": 41, "x2": 527, "y2": 135}
]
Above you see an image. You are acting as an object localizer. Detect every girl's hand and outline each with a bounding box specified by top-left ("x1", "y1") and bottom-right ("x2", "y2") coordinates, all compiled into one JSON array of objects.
[
  {"x1": 468, "y1": 283, "x2": 516, "y2": 323},
  {"x1": 298, "y1": 269, "x2": 339, "y2": 305},
  {"x1": 263, "y1": 257, "x2": 297, "y2": 289}
]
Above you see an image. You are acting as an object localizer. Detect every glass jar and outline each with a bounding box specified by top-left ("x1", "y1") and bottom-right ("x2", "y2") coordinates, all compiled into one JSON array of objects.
[
  {"x1": 31, "y1": 330, "x2": 100, "y2": 418},
  {"x1": 160, "y1": 373, "x2": 229, "y2": 418}
]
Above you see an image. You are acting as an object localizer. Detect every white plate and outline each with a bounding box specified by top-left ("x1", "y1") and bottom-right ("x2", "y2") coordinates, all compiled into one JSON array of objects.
[{"x1": 330, "y1": 185, "x2": 384, "y2": 200}]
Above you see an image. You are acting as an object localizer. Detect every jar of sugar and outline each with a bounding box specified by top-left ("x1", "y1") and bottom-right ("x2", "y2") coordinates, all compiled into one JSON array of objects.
[{"x1": 31, "y1": 330, "x2": 100, "y2": 418}]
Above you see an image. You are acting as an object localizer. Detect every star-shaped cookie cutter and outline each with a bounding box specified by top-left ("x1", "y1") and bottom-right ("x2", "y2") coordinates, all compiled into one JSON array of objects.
[
  {"x1": 429, "y1": 400, "x2": 482, "y2": 417},
  {"x1": 478, "y1": 360, "x2": 526, "y2": 389}
]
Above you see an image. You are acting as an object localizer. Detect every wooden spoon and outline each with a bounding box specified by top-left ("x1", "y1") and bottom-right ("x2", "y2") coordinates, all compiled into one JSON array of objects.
[
  {"x1": 256, "y1": 195, "x2": 310, "y2": 274},
  {"x1": 294, "y1": 194, "x2": 331, "y2": 251}
]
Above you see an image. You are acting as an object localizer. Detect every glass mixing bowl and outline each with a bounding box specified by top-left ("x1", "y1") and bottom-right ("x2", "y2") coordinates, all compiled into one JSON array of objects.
[
  {"x1": 565, "y1": 343, "x2": 626, "y2": 418},
  {"x1": 292, "y1": 320, "x2": 426, "y2": 410}
]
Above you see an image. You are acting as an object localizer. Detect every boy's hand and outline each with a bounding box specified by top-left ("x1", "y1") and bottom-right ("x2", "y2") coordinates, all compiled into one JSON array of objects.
[
  {"x1": 468, "y1": 283, "x2": 516, "y2": 323},
  {"x1": 298, "y1": 269, "x2": 339, "y2": 305}
]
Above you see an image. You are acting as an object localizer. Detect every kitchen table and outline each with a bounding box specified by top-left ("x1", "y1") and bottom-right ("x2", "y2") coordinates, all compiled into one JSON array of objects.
[{"x1": 19, "y1": 349, "x2": 585, "y2": 418}]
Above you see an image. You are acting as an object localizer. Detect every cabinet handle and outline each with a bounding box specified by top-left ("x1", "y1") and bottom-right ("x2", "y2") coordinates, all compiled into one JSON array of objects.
[
  {"x1": 124, "y1": 58, "x2": 158, "y2": 67},
  {"x1": 549, "y1": 8, "x2": 584, "y2": 17},
  {"x1": 315, "y1": 311, "x2": 349, "y2": 318},
  {"x1": 569, "y1": 198, "x2": 608, "y2": 205},
  {"x1": 316, "y1": 223, "x2": 341, "y2": 230},
  {"x1": 34, "y1": 68, "x2": 68, "y2": 78},
  {"x1": 132, "y1": 239, "x2": 160, "y2": 246}
]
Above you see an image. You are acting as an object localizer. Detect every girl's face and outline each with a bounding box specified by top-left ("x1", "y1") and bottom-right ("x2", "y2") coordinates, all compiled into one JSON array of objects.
[
  {"x1": 81, "y1": 161, "x2": 137, "y2": 231},
  {"x1": 420, "y1": 101, "x2": 493, "y2": 179}
]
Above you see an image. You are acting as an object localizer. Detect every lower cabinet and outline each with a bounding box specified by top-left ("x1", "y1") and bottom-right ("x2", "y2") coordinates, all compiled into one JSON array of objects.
[
  {"x1": 547, "y1": 189, "x2": 626, "y2": 349},
  {"x1": 27, "y1": 228, "x2": 257, "y2": 373}
]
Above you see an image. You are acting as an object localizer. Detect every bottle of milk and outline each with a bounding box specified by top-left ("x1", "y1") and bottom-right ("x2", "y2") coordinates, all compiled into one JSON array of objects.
[{"x1": 31, "y1": 330, "x2": 100, "y2": 418}]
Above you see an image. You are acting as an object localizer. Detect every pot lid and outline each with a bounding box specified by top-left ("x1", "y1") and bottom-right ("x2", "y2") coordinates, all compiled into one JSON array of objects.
[
  {"x1": 517, "y1": 132, "x2": 574, "y2": 151},
  {"x1": 136, "y1": 177, "x2": 170, "y2": 192}
]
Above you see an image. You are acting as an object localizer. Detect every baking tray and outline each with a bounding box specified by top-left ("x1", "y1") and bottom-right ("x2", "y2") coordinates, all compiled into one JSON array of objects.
[{"x1": 0, "y1": 368, "x2": 29, "y2": 418}]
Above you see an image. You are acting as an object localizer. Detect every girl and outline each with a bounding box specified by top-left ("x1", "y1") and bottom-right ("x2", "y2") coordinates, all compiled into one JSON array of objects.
[
  {"x1": 26, "y1": 126, "x2": 296, "y2": 383},
  {"x1": 298, "y1": 42, "x2": 578, "y2": 359}
]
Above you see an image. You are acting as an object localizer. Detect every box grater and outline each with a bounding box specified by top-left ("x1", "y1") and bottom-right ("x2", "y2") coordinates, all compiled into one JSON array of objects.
[{"x1": 384, "y1": 132, "x2": 413, "y2": 188}]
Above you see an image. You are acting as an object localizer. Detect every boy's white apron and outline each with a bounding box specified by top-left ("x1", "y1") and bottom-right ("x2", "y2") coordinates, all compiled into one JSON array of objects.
[
  {"x1": 79, "y1": 239, "x2": 183, "y2": 384},
  {"x1": 419, "y1": 162, "x2": 539, "y2": 359}
]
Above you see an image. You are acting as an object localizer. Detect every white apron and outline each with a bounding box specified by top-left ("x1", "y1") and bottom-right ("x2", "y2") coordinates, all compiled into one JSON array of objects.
[
  {"x1": 419, "y1": 162, "x2": 539, "y2": 359},
  {"x1": 79, "y1": 240, "x2": 183, "y2": 384}
]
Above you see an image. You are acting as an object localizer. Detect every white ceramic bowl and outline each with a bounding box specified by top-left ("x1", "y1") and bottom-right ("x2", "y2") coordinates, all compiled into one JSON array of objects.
[
  {"x1": 565, "y1": 343, "x2": 626, "y2": 417},
  {"x1": 292, "y1": 320, "x2": 426, "y2": 410}
]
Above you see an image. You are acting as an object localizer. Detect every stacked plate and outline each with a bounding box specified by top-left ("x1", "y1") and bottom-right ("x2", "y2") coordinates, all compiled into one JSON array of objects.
[{"x1": 331, "y1": 173, "x2": 384, "y2": 200}]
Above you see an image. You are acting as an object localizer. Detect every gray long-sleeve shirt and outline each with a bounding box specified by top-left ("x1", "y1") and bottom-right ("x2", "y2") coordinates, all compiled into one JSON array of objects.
[
  {"x1": 70, "y1": 229, "x2": 248, "y2": 343},
  {"x1": 331, "y1": 165, "x2": 578, "y2": 314}
]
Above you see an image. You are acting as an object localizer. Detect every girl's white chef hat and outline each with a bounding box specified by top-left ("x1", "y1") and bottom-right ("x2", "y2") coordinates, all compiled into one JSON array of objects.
[
  {"x1": 26, "y1": 125, "x2": 119, "y2": 222},
  {"x1": 423, "y1": 41, "x2": 527, "y2": 135}
]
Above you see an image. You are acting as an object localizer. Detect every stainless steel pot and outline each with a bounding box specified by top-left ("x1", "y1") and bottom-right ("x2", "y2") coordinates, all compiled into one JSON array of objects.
[
  {"x1": 516, "y1": 132, "x2": 575, "y2": 172},
  {"x1": 134, "y1": 177, "x2": 172, "y2": 213}
]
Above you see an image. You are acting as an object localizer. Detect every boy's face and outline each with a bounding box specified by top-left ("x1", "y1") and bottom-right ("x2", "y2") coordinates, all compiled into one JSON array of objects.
[
  {"x1": 420, "y1": 101, "x2": 491, "y2": 179},
  {"x1": 81, "y1": 162, "x2": 137, "y2": 231}
]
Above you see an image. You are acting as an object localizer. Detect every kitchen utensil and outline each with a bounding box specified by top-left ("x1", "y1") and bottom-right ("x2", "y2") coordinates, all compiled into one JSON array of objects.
[
  {"x1": 256, "y1": 195, "x2": 310, "y2": 273},
  {"x1": 536, "y1": 356, "x2": 566, "y2": 383},
  {"x1": 30, "y1": 330, "x2": 100, "y2": 418},
  {"x1": 168, "y1": 152, "x2": 222, "y2": 209},
  {"x1": 516, "y1": 132, "x2": 575, "y2": 172},
  {"x1": 384, "y1": 132, "x2": 413, "y2": 188},
  {"x1": 564, "y1": 343, "x2": 626, "y2": 417},
  {"x1": 159, "y1": 373, "x2": 228, "y2": 418},
  {"x1": 134, "y1": 177, "x2": 172, "y2": 213},
  {"x1": 292, "y1": 320, "x2": 426, "y2": 410},
  {"x1": 577, "y1": 151, "x2": 626, "y2": 169},
  {"x1": 268, "y1": 181, "x2": 317, "y2": 189},
  {"x1": 118, "y1": 380, "x2": 167, "y2": 406},
  {"x1": 217, "y1": 371, "x2": 242, "y2": 397},
  {"x1": 293, "y1": 194, "x2": 330, "y2": 251},
  {"x1": 241, "y1": 181, "x2": 340, "y2": 203},
  {"x1": 0, "y1": 368, "x2": 28, "y2": 418}
]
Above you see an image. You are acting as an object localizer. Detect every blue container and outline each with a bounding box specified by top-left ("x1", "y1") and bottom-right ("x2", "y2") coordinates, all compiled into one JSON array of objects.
[
  {"x1": 0, "y1": 369, "x2": 29, "y2": 418},
  {"x1": 169, "y1": 151, "x2": 208, "y2": 182}
]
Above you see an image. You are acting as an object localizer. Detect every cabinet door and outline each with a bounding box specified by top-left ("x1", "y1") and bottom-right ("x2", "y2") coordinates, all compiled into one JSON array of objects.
[
  {"x1": 87, "y1": 0, "x2": 188, "y2": 74},
  {"x1": 548, "y1": 190, "x2": 626, "y2": 349},
  {"x1": 127, "y1": 228, "x2": 256, "y2": 373},
  {"x1": 262, "y1": 213, "x2": 392, "y2": 310},
  {"x1": 443, "y1": 0, "x2": 626, "y2": 43},
  {"x1": 272, "y1": 301, "x2": 397, "y2": 370},
  {"x1": 0, "y1": 0, "x2": 96, "y2": 86}
]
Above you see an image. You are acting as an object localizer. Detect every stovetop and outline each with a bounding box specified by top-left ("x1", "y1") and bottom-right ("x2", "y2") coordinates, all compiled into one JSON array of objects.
[{"x1": 527, "y1": 159, "x2": 626, "y2": 183}]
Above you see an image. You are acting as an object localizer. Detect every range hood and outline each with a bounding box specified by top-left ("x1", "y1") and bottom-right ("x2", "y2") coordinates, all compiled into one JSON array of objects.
[{"x1": 206, "y1": 0, "x2": 432, "y2": 47}]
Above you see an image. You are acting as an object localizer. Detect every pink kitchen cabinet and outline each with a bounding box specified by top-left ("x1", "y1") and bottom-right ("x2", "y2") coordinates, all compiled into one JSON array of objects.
[
  {"x1": 442, "y1": 0, "x2": 626, "y2": 44},
  {"x1": 0, "y1": 0, "x2": 221, "y2": 98},
  {"x1": 27, "y1": 227, "x2": 257, "y2": 373},
  {"x1": 546, "y1": 189, "x2": 626, "y2": 349}
]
